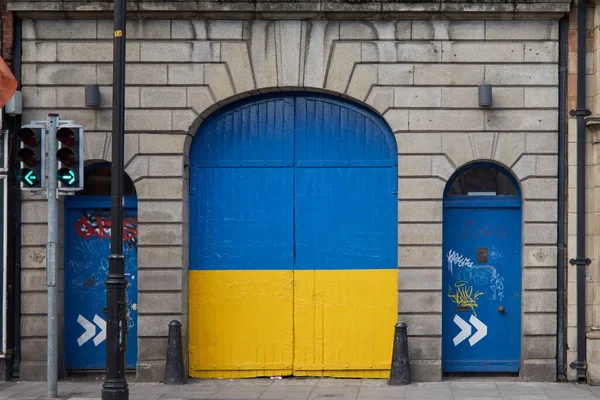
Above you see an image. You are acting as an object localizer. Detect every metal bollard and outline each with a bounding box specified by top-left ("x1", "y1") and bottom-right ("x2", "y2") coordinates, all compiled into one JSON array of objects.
[
  {"x1": 388, "y1": 322, "x2": 410, "y2": 385},
  {"x1": 165, "y1": 320, "x2": 185, "y2": 385}
]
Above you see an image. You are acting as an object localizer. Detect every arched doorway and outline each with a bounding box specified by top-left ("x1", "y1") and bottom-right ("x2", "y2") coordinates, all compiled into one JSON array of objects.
[
  {"x1": 63, "y1": 162, "x2": 138, "y2": 370},
  {"x1": 188, "y1": 92, "x2": 398, "y2": 378},
  {"x1": 442, "y1": 162, "x2": 522, "y2": 373}
]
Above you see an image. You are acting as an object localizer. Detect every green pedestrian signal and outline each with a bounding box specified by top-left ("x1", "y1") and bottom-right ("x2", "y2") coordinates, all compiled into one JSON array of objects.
[
  {"x1": 57, "y1": 168, "x2": 76, "y2": 186},
  {"x1": 17, "y1": 124, "x2": 45, "y2": 190}
]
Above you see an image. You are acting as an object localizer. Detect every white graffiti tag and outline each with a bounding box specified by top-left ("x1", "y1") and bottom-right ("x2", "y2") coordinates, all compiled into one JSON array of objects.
[
  {"x1": 446, "y1": 249, "x2": 474, "y2": 274},
  {"x1": 490, "y1": 273, "x2": 505, "y2": 301}
]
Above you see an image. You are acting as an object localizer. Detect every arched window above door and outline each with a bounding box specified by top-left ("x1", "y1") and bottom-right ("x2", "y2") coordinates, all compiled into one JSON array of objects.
[
  {"x1": 77, "y1": 162, "x2": 136, "y2": 196},
  {"x1": 447, "y1": 164, "x2": 518, "y2": 197}
]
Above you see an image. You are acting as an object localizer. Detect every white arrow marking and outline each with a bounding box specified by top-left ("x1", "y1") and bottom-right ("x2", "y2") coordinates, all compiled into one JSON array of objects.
[
  {"x1": 453, "y1": 315, "x2": 472, "y2": 346},
  {"x1": 77, "y1": 315, "x2": 96, "y2": 347},
  {"x1": 469, "y1": 315, "x2": 488, "y2": 346},
  {"x1": 93, "y1": 314, "x2": 106, "y2": 346}
]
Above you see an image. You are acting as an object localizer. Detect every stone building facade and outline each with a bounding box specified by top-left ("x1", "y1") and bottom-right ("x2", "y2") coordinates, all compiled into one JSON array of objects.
[{"x1": 7, "y1": 0, "x2": 569, "y2": 383}]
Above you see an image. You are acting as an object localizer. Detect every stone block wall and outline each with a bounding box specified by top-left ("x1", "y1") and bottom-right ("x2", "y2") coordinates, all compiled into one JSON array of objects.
[{"x1": 17, "y1": 17, "x2": 560, "y2": 382}]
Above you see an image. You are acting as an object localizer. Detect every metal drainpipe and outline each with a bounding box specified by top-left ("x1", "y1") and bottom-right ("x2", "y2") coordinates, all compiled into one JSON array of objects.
[
  {"x1": 569, "y1": 0, "x2": 591, "y2": 381},
  {"x1": 557, "y1": 15, "x2": 567, "y2": 382}
]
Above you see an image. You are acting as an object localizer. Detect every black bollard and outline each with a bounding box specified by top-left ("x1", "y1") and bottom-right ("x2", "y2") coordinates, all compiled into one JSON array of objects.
[
  {"x1": 388, "y1": 322, "x2": 410, "y2": 385},
  {"x1": 165, "y1": 320, "x2": 185, "y2": 385}
]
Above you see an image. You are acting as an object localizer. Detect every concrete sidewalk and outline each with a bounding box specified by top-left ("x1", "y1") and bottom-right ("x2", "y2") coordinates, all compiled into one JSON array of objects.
[{"x1": 0, "y1": 378, "x2": 599, "y2": 400}]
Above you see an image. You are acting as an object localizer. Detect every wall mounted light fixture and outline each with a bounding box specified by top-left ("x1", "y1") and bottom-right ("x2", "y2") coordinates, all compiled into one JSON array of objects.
[
  {"x1": 85, "y1": 84, "x2": 100, "y2": 108},
  {"x1": 479, "y1": 84, "x2": 492, "y2": 107}
]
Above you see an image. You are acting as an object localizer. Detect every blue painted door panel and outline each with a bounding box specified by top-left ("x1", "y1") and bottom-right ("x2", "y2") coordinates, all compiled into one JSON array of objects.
[
  {"x1": 64, "y1": 195, "x2": 138, "y2": 370},
  {"x1": 442, "y1": 204, "x2": 522, "y2": 372}
]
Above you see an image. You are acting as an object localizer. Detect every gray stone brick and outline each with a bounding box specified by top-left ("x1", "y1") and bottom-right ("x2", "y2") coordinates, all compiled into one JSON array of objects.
[
  {"x1": 397, "y1": 314, "x2": 441, "y2": 336},
  {"x1": 409, "y1": 337, "x2": 441, "y2": 360},
  {"x1": 55, "y1": 87, "x2": 86, "y2": 108},
  {"x1": 398, "y1": 223, "x2": 442, "y2": 245},
  {"x1": 278, "y1": 21, "x2": 302, "y2": 87},
  {"x1": 172, "y1": 109, "x2": 198, "y2": 132},
  {"x1": 22, "y1": 292, "x2": 47, "y2": 315},
  {"x1": 368, "y1": 88, "x2": 394, "y2": 114},
  {"x1": 398, "y1": 177, "x2": 445, "y2": 199},
  {"x1": 486, "y1": 110, "x2": 557, "y2": 131},
  {"x1": 21, "y1": 315, "x2": 47, "y2": 338},
  {"x1": 432, "y1": 155, "x2": 454, "y2": 180},
  {"x1": 21, "y1": 269, "x2": 46, "y2": 292},
  {"x1": 523, "y1": 336, "x2": 556, "y2": 359},
  {"x1": 139, "y1": 134, "x2": 186, "y2": 154},
  {"x1": 57, "y1": 42, "x2": 116, "y2": 62},
  {"x1": 21, "y1": 247, "x2": 46, "y2": 270},
  {"x1": 21, "y1": 338, "x2": 48, "y2": 362},
  {"x1": 395, "y1": 87, "x2": 441, "y2": 108},
  {"x1": 140, "y1": 87, "x2": 186, "y2": 108},
  {"x1": 207, "y1": 20, "x2": 243, "y2": 39},
  {"x1": 22, "y1": 42, "x2": 57, "y2": 62},
  {"x1": 136, "y1": 178, "x2": 183, "y2": 200},
  {"x1": 138, "y1": 224, "x2": 183, "y2": 246},
  {"x1": 485, "y1": 20, "x2": 558, "y2": 40},
  {"x1": 22, "y1": 87, "x2": 56, "y2": 108},
  {"x1": 187, "y1": 86, "x2": 215, "y2": 115},
  {"x1": 523, "y1": 291, "x2": 557, "y2": 313},
  {"x1": 27, "y1": 64, "x2": 96, "y2": 85},
  {"x1": 378, "y1": 64, "x2": 413, "y2": 85},
  {"x1": 536, "y1": 155, "x2": 557, "y2": 176},
  {"x1": 148, "y1": 155, "x2": 184, "y2": 177},
  {"x1": 394, "y1": 21, "x2": 411, "y2": 40},
  {"x1": 523, "y1": 314, "x2": 556, "y2": 335},
  {"x1": 410, "y1": 110, "x2": 484, "y2": 131},
  {"x1": 493, "y1": 132, "x2": 525, "y2": 168},
  {"x1": 168, "y1": 64, "x2": 204, "y2": 85},
  {"x1": 138, "y1": 314, "x2": 182, "y2": 336},
  {"x1": 140, "y1": 42, "x2": 193, "y2": 62},
  {"x1": 410, "y1": 361, "x2": 442, "y2": 382},
  {"x1": 524, "y1": 223, "x2": 557, "y2": 244},
  {"x1": 139, "y1": 292, "x2": 182, "y2": 314},
  {"x1": 399, "y1": 246, "x2": 442, "y2": 268},
  {"x1": 396, "y1": 133, "x2": 442, "y2": 154},
  {"x1": 205, "y1": 64, "x2": 235, "y2": 102},
  {"x1": 522, "y1": 178, "x2": 558, "y2": 200},
  {"x1": 137, "y1": 361, "x2": 166, "y2": 382},
  {"x1": 98, "y1": 20, "x2": 170, "y2": 40},
  {"x1": 29, "y1": 20, "x2": 96, "y2": 39},
  {"x1": 525, "y1": 87, "x2": 559, "y2": 108},
  {"x1": 524, "y1": 246, "x2": 557, "y2": 267},
  {"x1": 398, "y1": 200, "x2": 442, "y2": 222},
  {"x1": 524, "y1": 201, "x2": 558, "y2": 222},
  {"x1": 138, "y1": 247, "x2": 184, "y2": 272},
  {"x1": 346, "y1": 64, "x2": 377, "y2": 101},
  {"x1": 398, "y1": 155, "x2": 431, "y2": 176},
  {"x1": 397, "y1": 42, "x2": 441, "y2": 62},
  {"x1": 124, "y1": 110, "x2": 172, "y2": 132},
  {"x1": 449, "y1": 21, "x2": 485, "y2": 40},
  {"x1": 249, "y1": 21, "x2": 278, "y2": 89},
  {"x1": 442, "y1": 42, "x2": 524, "y2": 63},
  {"x1": 21, "y1": 224, "x2": 47, "y2": 246},
  {"x1": 139, "y1": 201, "x2": 183, "y2": 223},
  {"x1": 521, "y1": 359, "x2": 556, "y2": 382},
  {"x1": 99, "y1": 86, "x2": 140, "y2": 109},
  {"x1": 340, "y1": 21, "x2": 377, "y2": 39},
  {"x1": 398, "y1": 268, "x2": 441, "y2": 290},
  {"x1": 22, "y1": 201, "x2": 47, "y2": 224},
  {"x1": 138, "y1": 337, "x2": 168, "y2": 361},
  {"x1": 83, "y1": 132, "x2": 109, "y2": 161},
  {"x1": 523, "y1": 268, "x2": 557, "y2": 290},
  {"x1": 325, "y1": 42, "x2": 361, "y2": 93},
  {"x1": 485, "y1": 65, "x2": 558, "y2": 86},
  {"x1": 97, "y1": 64, "x2": 168, "y2": 85},
  {"x1": 399, "y1": 291, "x2": 440, "y2": 313},
  {"x1": 525, "y1": 42, "x2": 558, "y2": 63},
  {"x1": 222, "y1": 42, "x2": 255, "y2": 93},
  {"x1": 414, "y1": 64, "x2": 483, "y2": 85},
  {"x1": 125, "y1": 155, "x2": 149, "y2": 181}
]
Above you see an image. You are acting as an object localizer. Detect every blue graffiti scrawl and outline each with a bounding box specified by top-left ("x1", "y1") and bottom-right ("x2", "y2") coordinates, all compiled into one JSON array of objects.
[{"x1": 65, "y1": 196, "x2": 138, "y2": 370}]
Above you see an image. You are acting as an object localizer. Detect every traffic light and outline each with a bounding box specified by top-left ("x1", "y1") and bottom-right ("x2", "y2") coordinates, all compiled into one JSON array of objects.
[
  {"x1": 17, "y1": 123, "x2": 45, "y2": 189},
  {"x1": 56, "y1": 123, "x2": 83, "y2": 191}
]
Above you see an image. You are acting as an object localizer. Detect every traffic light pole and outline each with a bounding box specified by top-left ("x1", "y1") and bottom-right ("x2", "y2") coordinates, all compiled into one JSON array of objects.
[
  {"x1": 102, "y1": 0, "x2": 128, "y2": 398},
  {"x1": 46, "y1": 114, "x2": 59, "y2": 398}
]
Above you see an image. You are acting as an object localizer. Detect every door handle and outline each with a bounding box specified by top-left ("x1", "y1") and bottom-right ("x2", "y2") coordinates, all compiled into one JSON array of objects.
[{"x1": 498, "y1": 306, "x2": 505, "y2": 313}]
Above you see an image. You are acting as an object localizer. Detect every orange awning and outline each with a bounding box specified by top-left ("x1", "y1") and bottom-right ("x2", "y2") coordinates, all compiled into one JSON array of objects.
[{"x1": 0, "y1": 58, "x2": 17, "y2": 109}]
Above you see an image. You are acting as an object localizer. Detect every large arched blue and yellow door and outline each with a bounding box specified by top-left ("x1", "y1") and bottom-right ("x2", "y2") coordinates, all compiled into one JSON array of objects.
[
  {"x1": 442, "y1": 163, "x2": 522, "y2": 372},
  {"x1": 189, "y1": 93, "x2": 398, "y2": 378}
]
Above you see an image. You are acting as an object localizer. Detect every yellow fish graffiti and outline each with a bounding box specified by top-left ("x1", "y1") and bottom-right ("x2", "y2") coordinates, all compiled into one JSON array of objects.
[{"x1": 448, "y1": 281, "x2": 484, "y2": 316}]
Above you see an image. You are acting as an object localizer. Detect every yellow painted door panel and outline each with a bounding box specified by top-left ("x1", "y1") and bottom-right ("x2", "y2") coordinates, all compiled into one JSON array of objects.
[
  {"x1": 293, "y1": 269, "x2": 398, "y2": 378},
  {"x1": 189, "y1": 270, "x2": 294, "y2": 378}
]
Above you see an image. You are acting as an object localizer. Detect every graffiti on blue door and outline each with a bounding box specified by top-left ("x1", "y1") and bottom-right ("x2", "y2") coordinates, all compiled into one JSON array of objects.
[
  {"x1": 442, "y1": 164, "x2": 522, "y2": 372},
  {"x1": 64, "y1": 195, "x2": 138, "y2": 369}
]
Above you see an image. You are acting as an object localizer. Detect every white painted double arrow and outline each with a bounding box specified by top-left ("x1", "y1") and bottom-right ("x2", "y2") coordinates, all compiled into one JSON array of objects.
[
  {"x1": 453, "y1": 314, "x2": 488, "y2": 346},
  {"x1": 77, "y1": 314, "x2": 106, "y2": 347}
]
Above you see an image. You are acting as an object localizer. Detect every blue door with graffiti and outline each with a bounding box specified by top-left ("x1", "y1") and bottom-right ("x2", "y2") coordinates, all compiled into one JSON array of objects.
[
  {"x1": 442, "y1": 163, "x2": 522, "y2": 372},
  {"x1": 64, "y1": 195, "x2": 138, "y2": 369}
]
